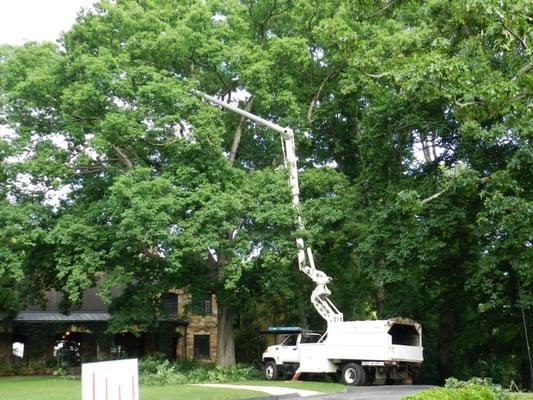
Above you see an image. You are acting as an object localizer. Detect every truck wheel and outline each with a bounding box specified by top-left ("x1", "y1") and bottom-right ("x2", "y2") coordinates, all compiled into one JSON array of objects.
[
  {"x1": 340, "y1": 363, "x2": 366, "y2": 386},
  {"x1": 263, "y1": 361, "x2": 278, "y2": 381}
]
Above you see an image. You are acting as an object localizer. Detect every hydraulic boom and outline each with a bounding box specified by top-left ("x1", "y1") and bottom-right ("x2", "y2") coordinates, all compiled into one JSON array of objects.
[{"x1": 194, "y1": 90, "x2": 343, "y2": 325}]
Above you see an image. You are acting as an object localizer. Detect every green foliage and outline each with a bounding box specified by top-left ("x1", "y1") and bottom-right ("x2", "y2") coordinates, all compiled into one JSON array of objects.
[
  {"x1": 406, "y1": 377, "x2": 516, "y2": 400},
  {"x1": 139, "y1": 356, "x2": 261, "y2": 386},
  {"x1": 0, "y1": 0, "x2": 531, "y2": 383},
  {"x1": 445, "y1": 377, "x2": 511, "y2": 400},
  {"x1": 402, "y1": 385, "x2": 496, "y2": 400}
]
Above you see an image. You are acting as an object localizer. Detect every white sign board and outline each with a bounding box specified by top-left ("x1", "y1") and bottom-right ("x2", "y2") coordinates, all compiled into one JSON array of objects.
[{"x1": 82, "y1": 359, "x2": 139, "y2": 400}]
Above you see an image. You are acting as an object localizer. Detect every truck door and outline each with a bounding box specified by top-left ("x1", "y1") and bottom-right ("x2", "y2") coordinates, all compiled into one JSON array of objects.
[{"x1": 278, "y1": 334, "x2": 300, "y2": 363}]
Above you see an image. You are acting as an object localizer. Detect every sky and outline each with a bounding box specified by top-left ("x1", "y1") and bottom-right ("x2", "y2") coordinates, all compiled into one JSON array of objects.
[{"x1": 0, "y1": 0, "x2": 97, "y2": 45}]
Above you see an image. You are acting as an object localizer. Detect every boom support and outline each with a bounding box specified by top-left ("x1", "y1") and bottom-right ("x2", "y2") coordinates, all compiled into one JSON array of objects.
[{"x1": 195, "y1": 91, "x2": 343, "y2": 324}]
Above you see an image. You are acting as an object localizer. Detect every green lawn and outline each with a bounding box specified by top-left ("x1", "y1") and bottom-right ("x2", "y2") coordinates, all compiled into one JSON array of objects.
[{"x1": 0, "y1": 376, "x2": 264, "y2": 400}]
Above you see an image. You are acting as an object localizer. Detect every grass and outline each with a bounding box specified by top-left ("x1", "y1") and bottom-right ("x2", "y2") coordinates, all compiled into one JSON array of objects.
[{"x1": 0, "y1": 376, "x2": 264, "y2": 400}]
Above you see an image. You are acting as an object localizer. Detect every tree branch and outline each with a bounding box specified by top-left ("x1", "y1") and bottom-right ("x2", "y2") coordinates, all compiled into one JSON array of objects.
[
  {"x1": 421, "y1": 176, "x2": 490, "y2": 204},
  {"x1": 498, "y1": 16, "x2": 528, "y2": 50},
  {"x1": 366, "y1": 72, "x2": 390, "y2": 79},
  {"x1": 229, "y1": 96, "x2": 253, "y2": 164},
  {"x1": 141, "y1": 137, "x2": 180, "y2": 147},
  {"x1": 420, "y1": 189, "x2": 445, "y2": 204},
  {"x1": 360, "y1": 0, "x2": 400, "y2": 21},
  {"x1": 112, "y1": 144, "x2": 133, "y2": 169},
  {"x1": 512, "y1": 61, "x2": 532, "y2": 81},
  {"x1": 307, "y1": 70, "x2": 335, "y2": 124}
]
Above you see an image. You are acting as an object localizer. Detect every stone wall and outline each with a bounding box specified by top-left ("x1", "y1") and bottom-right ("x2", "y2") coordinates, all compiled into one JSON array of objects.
[{"x1": 175, "y1": 290, "x2": 218, "y2": 362}]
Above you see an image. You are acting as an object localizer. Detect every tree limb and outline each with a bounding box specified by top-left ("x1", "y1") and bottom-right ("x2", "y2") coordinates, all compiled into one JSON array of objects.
[
  {"x1": 229, "y1": 96, "x2": 253, "y2": 164},
  {"x1": 141, "y1": 137, "x2": 180, "y2": 147},
  {"x1": 307, "y1": 70, "x2": 335, "y2": 124},
  {"x1": 512, "y1": 61, "x2": 532, "y2": 81},
  {"x1": 498, "y1": 16, "x2": 528, "y2": 50},
  {"x1": 421, "y1": 176, "x2": 490, "y2": 204},
  {"x1": 366, "y1": 72, "x2": 390, "y2": 79},
  {"x1": 360, "y1": 0, "x2": 400, "y2": 21},
  {"x1": 111, "y1": 144, "x2": 133, "y2": 169},
  {"x1": 420, "y1": 189, "x2": 445, "y2": 204}
]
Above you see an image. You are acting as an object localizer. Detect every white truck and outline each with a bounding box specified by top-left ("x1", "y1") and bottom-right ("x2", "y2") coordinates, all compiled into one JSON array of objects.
[
  {"x1": 195, "y1": 91, "x2": 424, "y2": 385},
  {"x1": 262, "y1": 319, "x2": 423, "y2": 385}
]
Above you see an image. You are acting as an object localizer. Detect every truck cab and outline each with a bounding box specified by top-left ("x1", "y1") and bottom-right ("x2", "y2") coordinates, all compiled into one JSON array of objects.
[{"x1": 261, "y1": 327, "x2": 322, "y2": 380}]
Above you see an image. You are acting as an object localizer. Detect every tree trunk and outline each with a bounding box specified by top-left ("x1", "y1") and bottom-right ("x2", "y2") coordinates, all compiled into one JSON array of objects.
[
  {"x1": 438, "y1": 305, "x2": 455, "y2": 381},
  {"x1": 376, "y1": 257, "x2": 385, "y2": 318},
  {"x1": 216, "y1": 302, "x2": 236, "y2": 367},
  {"x1": 298, "y1": 301, "x2": 308, "y2": 329}
]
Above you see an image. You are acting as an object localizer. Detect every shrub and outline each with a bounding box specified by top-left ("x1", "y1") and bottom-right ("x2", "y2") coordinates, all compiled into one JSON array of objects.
[
  {"x1": 139, "y1": 357, "x2": 261, "y2": 386},
  {"x1": 402, "y1": 385, "x2": 495, "y2": 400},
  {"x1": 141, "y1": 360, "x2": 186, "y2": 386},
  {"x1": 445, "y1": 377, "x2": 511, "y2": 400}
]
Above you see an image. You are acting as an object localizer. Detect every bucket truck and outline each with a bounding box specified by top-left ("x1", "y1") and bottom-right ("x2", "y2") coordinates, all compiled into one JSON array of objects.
[{"x1": 195, "y1": 91, "x2": 424, "y2": 385}]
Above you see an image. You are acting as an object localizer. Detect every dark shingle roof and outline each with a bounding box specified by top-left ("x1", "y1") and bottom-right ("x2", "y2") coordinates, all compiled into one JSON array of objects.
[{"x1": 14, "y1": 311, "x2": 110, "y2": 322}]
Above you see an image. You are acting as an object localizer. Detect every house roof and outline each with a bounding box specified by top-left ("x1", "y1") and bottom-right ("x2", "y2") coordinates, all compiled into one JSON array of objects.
[
  {"x1": 25, "y1": 288, "x2": 122, "y2": 312},
  {"x1": 9, "y1": 288, "x2": 187, "y2": 325},
  {"x1": 14, "y1": 311, "x2": 111, "y2": 322}
]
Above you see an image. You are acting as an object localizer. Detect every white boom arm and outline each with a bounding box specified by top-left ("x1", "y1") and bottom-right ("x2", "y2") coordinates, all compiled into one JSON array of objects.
[{"x1": 195, "y1": 90, "x2": 343, "y2": 324}]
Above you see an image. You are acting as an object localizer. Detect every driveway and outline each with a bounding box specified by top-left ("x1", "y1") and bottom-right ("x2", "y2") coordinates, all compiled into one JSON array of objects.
[
  {"x1": 281, "y1": 385, "x2": 434, "y2": 400},
  {"x1": 198, "y1": 384, "x2": 433, "y2": 400}
]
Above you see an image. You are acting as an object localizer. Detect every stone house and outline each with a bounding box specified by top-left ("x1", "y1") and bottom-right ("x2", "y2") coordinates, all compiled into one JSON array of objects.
[{"x1": 0, "y1": 288, "x2": 218, "y2": 368}]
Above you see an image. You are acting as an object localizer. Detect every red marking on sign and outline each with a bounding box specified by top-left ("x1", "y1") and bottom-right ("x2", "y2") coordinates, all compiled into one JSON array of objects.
[
  {"x1": 131, "y1": 375, "x2": 135, "y2": 400},
  {"x1": 92, "y1": 372, "x2": 95, "y2": 400},
  {"x1": 118, "y1": 385, "x2": 122, "y2": 400},
  {"x1": 105, "y1": 377, "x2": 108, "y2": 400}
]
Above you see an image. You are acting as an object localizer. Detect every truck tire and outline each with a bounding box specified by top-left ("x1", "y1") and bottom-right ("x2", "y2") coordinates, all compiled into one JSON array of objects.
[
  {"x1": 263, "y1": 361, "x2": 278, "y2": 381},
  {"x1": 340, "y1": 363, "x2": 367, "y2": 386}
]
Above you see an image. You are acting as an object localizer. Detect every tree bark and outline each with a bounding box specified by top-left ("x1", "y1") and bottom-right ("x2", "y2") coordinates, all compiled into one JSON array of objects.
[{"x1": 216, "y1": 301, "x2": 236, "y2": 367}]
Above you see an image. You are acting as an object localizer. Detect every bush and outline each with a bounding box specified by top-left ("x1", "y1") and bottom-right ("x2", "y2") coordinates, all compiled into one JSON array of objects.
[
  {"x1": 403, "y1": 377, "x2": 514, "y2": 400},
  {"x1": 445, "y1": 377, "x2": 511, "y2": 400},
  {"x1": 139, "y1": 356, "x2": 261, "y2": 386},
  {"x1": 402, "y1": 385, "x2": 495, "y2": 400},
  {"x1": 141, "y1": 360, "x2": 187, "y2": 386}
]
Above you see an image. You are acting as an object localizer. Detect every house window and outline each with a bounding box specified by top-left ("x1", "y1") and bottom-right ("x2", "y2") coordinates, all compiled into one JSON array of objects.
[
  {"x1": 193, "y1": 335, "x2": 210, "y2": 359},
  {"x1": 192, "y1": 294, "x2": 212, "y2": 315},
  {"x1": 161, "y1": 293, "x2": 178, "y2": 317}
]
